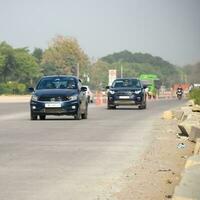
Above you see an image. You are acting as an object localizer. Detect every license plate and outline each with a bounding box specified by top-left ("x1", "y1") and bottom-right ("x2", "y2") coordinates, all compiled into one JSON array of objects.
[
  {"x1": 119, "y1": 96, "x2": 130, "y2": 99},
  {"x1": 45, "y1": 103, "x2": 61, "y2": 108}
]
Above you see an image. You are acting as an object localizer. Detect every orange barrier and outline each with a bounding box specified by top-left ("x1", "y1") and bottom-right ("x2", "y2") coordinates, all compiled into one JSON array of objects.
[
  {"x1": 95, "y1": 92, "x2": 102, "y2": 106},
  {"x1": 95, "y1": 92, "x2": 107, "y2": 105}
]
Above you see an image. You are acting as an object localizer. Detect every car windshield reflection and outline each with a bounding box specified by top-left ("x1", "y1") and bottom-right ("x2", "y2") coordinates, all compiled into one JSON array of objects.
[
  {"x1": 36, "y1": 77, "x2": 77, "y2": 90},
  {"x1": 112, "y1": 79, "x2": 141, "y2": 88}
]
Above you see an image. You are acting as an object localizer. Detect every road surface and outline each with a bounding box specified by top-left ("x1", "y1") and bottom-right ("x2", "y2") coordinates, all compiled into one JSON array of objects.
[{"x1": 0, "y1": 99, "x2": 185, "y2": 200}]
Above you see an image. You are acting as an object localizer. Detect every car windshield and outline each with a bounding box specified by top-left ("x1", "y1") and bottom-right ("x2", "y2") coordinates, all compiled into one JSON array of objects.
[
  {"x1": 36, "y1": 77, "x2": 77, "y2": 90},
  {"x1": 112, "y1": 79, "x2": 141, "y2": 88}
]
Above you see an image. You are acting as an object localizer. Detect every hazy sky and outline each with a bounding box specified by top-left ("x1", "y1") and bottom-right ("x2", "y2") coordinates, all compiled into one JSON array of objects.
[{"x1": 0, "y1": 0, "x2": 199, "y2": 66}]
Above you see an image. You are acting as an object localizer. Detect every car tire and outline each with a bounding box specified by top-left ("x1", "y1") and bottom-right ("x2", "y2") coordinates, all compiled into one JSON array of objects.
[
  {"x1": 31, "y1": 111, "x2": 37, "y2": 120},
  {"x1": 39, "y1": 115, "x2": 46, "y2": 120},
  {"x1": 81, "y1": 105, "x2": 88, "y2": 119},
  {"x1": 87, "y1": 96, "x2": 90, "y2": 103},
  {"x1": 139, "y1": 102, "x2": 146, "y2": 110},
  {"x1": 138, "y1": 105, "x2": 143, "y2": 109},
  {"x1": 107, "y1": 104, "x2": 116, "y2": 109},
  {"x1": 74, "y1": 107, "x2": 82, "y2": 120}
]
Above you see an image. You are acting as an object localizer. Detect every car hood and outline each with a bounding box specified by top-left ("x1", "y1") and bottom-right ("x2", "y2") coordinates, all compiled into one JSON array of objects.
[
  {"x1": 110, "y1": 88, "x2": 142, "y2": 92},
  {"x1": 34, "y1": 89, "x2": 78, "y2": 97}
]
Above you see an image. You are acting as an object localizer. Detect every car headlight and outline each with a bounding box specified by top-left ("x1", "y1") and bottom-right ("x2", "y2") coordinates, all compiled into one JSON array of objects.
[
  {"x1": 109, "y1": 90, "x2": 115, "y2": 95},
  {"x1": 69, "y1": 95, "x2": 78, "y2": 101},
  {"x1": 31, "y1": 94, "x2": 38, "y2": 101},
  {"x1": 135, "y1": 90, "x2": 142, "y2": 94}
]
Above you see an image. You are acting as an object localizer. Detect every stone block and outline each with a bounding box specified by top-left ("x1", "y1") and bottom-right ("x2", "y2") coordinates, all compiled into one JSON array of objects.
[
  {"x1": 185, "y1": 155, "x2": 200, "y2": 169},
  {"x1": 192, "y1": 105, "x2": 200, "y2": 112},
  {"x1": 189, "y1": 126, "x2": 200, "y2": 142},
  {"x1": 172, "y1": 110, "x2": 184, "y2": 120},
  {"x1": 162, "y1": 110, "x2": 173, "y2": 120},
  {"x1": 173, "y1": 165, "x2": 200, "y2": 200},
  {"x1": 194, "y1": 138, "x2": 200, "y2": 155}
]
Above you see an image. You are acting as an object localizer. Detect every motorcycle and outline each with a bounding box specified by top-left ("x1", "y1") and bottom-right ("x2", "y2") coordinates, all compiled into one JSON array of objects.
[{"x1": 176, "y1": 89, "x2": 183, "y2": 100}]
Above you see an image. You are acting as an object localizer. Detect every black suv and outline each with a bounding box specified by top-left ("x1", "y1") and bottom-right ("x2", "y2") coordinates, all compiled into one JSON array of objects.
[
  {"x1": 29, "y1": 75, "x2": 88, "y2": 120},
  {"x1": 107, "y1": 78, "x2": 147, "y2": 109}
]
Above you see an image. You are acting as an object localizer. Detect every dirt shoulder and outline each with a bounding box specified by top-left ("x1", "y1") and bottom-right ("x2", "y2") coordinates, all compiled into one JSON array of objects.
[
  {"x1": 0, "y1": 95, "x2": 30, "y2": 103},
  {"x1": 113, "y1": 117, "x2": 194, "y2": 200}
]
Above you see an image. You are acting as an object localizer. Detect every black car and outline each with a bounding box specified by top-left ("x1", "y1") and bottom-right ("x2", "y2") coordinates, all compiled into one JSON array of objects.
[
  {"x1": 29, "y1": 75, "x2": 88, "y2": 120},
  {"x1": 107, "y1": 78, "x2": 147, "y2": 109}
]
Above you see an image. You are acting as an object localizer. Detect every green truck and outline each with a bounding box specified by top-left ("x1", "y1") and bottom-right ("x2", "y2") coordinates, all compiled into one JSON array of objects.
[{"x1": 139, "y1": 74, "x2": 161, "y2": 99}]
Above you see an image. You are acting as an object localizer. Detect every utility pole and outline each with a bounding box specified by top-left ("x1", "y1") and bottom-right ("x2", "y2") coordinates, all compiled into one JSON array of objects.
[
  {"x1": 120, "y1": 64, "x2": 123, "y2": 78},
  {"x1": 77, "y1": 63, "x2": 79, "y2": 78}
]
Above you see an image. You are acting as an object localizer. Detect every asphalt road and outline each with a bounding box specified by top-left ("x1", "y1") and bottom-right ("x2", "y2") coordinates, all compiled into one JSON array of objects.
[{"x1": 0, "y1": 99, "x2": 186, "y2": 200}]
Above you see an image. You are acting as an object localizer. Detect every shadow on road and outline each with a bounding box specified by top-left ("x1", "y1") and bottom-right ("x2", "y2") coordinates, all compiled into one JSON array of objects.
[{"x1": 105, "y1": 107, "x2": 140, "y2": 111}]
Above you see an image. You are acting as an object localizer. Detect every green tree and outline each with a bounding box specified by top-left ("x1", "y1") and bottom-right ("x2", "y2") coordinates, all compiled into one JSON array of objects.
[
  {"x1": 42, "y1": 35, "x2": 89, "y2": 76},
  {"x1": 14, "y1": 48, "x2": 41, "y2": 85},
  {"x1": 90, "y1": 60, "x2": 110, "y2": 90},
  {"x1": 184, "y1": 63, "x2": 200, "y2": 83},
  {"x1": 0, "y1": 42, "x2": 16, "y2": 82},
  {"x1": 32, "y1": 48, "x2": 43, "y2": 64},
  {"x1": 101, "y1": 50, "x2": 184, "y2": 88}
]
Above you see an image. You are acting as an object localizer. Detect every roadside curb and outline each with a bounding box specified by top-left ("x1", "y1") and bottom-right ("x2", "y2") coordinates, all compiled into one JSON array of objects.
[{"x1": 170, "y1": 101, "x2": 200, "y2": 200}]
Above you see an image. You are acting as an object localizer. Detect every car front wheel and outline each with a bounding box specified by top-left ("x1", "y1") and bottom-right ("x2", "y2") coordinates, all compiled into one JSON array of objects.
[
  {"x1": 31, "y1": 111, "x2": 37, "y2": 120},
  {"x1": 81, "y1": 104, "x2": 88, "y2": 119},
  {"x1": 74, "y1": 107, "x2": 82, "y2": 120},
  {"x1": 138, "y1": 102, "x2": 147, "y2": 110},
  {"x1": 107, "y1": 104, "x2": 116, "y2": 109}
]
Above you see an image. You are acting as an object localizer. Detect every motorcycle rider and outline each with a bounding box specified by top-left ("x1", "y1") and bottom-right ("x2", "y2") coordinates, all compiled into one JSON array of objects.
[{"x1": 176, "y1": 85, "x2": 183, "y2": 99}]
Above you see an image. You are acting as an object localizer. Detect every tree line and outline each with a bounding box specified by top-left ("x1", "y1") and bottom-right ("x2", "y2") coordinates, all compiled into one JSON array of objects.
[{"x1": 0, "y1": 35, "x2": 199, "y2": 94}]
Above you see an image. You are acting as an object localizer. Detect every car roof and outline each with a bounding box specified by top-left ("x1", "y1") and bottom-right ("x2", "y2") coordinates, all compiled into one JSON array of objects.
[
  {"x1": 114, "y1": 78, "x2": 139, "y2": 81},
  {"x1": 43, "y1": 75, "x2": 77, "y2": 79}
]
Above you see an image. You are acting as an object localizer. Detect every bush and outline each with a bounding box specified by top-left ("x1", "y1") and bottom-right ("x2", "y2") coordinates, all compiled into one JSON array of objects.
[
  {"x1": 189, "y1": 88, "x2": 200, "y2": 105},
  {"x1": 0, "y1": 82, "x2": 26, "y2": 95}
]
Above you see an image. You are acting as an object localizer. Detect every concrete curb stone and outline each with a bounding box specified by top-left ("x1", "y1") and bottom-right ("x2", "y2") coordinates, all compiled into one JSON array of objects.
[
  {"x1": 185, "y1": 155, "x2": 200, "y2": 169},
  {"x1": 173, "y1": 165, "x2": 200, "y2": 200},
  {"x1": 172, "y1": 110, "x2": 185, "y2": 120},
  {"x1": 172, "y1": 101, "x2": 200, "y2": 200},
  {"x1": 194, "y1": 139, "x2": 200, "y2": 155},
  {"x1": 189, "y1": 126, "x2": 200, "y2": 142}
]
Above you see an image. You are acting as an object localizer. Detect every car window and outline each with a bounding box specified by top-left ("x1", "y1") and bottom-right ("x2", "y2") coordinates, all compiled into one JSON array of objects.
[
  {"x1": 36, "y1": 77, "x2": 77, "y2": 90},
  {"x1": 112, "y1": 79, "x2": 141, "y2": 88},
  {"x1": 83, "y1": 86, "x2": 90, "y2": 92}
]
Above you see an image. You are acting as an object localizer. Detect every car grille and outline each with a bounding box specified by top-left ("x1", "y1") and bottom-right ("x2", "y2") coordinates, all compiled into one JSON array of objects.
[
  {"x1": 38, "y1": 96, "x2": 69, "y2": 101},
  {"x1": 116, "y1": 91, "x2": 134, "y2": 96},
  {"x1": 45, "y1": 108, "x2": 65, "y2": 113}
]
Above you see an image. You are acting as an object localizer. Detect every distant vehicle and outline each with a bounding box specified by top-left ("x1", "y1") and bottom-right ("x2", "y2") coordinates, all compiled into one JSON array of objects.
[
  {"x1": 106, "y1": 78, "x2": 147, "y2": 109},
  {"x1": 176, "y1": 87, "x2": 183, "y2": 100},
  {"x1": 29, "y1": 75, "x2": 88, "y2": 120},
  {"x1": 83, "y1": 85, "x2": 94, "y2": 103},
  {"x1": 139, "y1": 74, "x2": 161, "y2": 99}
]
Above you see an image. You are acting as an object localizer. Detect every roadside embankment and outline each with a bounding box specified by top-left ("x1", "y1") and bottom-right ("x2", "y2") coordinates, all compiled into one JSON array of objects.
[
  {"x1": 114, "y1": 101, "x2": 194, "y2": 200},
  {"x1": 163, "y1": 100, "x2": 200, "y2": 200},
  {"x1": 0, "y1": 95, "x2": 30, "y2": 103}
]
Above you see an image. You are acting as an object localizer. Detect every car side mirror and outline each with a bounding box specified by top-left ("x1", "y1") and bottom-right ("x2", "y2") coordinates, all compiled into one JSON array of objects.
[
  {"x1": 28, "y1": 87, "x2": 34, "y2": 92},
  {"x1": 143, "y1": 84, "x2": 147, "y2": 89},
  {"x1": 106, "y1": 86, "x2": 110, "y2": 90},
  {"x1": 81, "y1": 86, "x2": 87, "y2": 92}
]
